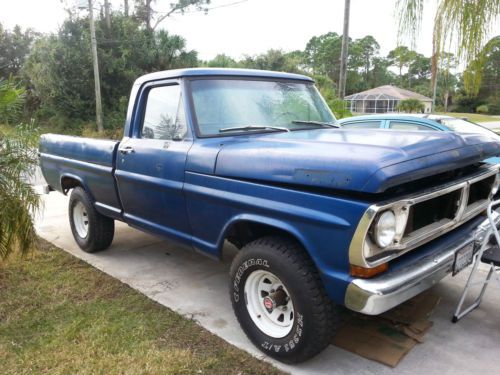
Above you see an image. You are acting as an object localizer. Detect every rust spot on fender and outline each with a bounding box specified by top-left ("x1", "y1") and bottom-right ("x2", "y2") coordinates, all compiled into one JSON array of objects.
[{"x1": 293, "y1": 169, "x2": 351, "y2": 187}]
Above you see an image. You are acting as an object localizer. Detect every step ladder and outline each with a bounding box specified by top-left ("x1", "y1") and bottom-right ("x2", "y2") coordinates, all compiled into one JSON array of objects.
[{"x1": 453, "y1": 200, "x2": 500, "y2": 322}]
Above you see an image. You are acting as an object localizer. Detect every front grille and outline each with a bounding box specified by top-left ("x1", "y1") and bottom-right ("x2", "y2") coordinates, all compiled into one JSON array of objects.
[
  {"x1": 398, "y1": 168, "x2": 497, "y2": 249},
  {"x1": 404, "y1": 189, "x2": 461, "y2": 236},
  {"x1": 467, "y1": 175, "x2": 495, "y2": 208}
]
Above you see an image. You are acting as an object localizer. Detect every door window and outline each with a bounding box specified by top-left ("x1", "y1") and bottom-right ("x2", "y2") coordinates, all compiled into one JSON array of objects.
[
  {"x1": 388, "y1": 121, "x2": 434, "y2": 131},
  {"x1": 142, "y1": 85, "x2": 187, "y2": 140},
  {"x1": 341, "y1": 121, "x2": 381, "y2": 129}
]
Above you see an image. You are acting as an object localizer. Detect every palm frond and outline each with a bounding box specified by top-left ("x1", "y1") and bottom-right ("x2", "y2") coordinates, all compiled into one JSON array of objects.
[
  {"x1": 0, "y1": 122, "x2": 40, "y2": 260},
  {"x1": 395, "y1": 0, "x2": 424, "y2": 48},
  {"x1": 440, "y1": 0, "x2": 500, "y2": 94},
  {"x1": 396, "y1": 0, "x2": 500, "y2": 95}
]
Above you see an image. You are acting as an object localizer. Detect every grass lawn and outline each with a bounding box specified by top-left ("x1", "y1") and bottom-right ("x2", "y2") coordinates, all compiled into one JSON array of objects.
[
  {"x1": 0, "y1": 239, "x2": 284, "y2": 375},
  {"x1": 437, "y1": 112, "x2": 500, "y2": 123}
]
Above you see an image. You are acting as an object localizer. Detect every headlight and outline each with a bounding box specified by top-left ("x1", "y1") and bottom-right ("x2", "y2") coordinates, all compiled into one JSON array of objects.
[{"x1": 373, "y1": 210, "x2": 396, "y2": 248}]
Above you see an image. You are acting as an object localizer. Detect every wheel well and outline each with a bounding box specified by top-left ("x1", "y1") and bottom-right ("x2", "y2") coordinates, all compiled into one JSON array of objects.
[
  {"x1": 61, "y1": 176, "x2": 82, "y2": 195},
  {"x1": 224, "y1": 220, "x2": 302, "y2": 250}
]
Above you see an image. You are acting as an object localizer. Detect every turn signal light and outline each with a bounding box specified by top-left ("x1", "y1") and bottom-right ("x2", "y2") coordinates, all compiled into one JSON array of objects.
[{"x1": 350, "y1": 263, "x2": 388, "y2": 278}]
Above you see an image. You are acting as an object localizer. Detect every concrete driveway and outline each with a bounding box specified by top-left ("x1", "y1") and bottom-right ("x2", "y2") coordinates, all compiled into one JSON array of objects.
[{"x1": 35, "y1": 191, "x2": 500, "y2": 375}]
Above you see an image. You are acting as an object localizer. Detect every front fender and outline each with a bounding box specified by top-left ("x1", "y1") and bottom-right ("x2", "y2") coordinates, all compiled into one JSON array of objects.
[{"x1": 217, "y1": 213, "x2": 311, "y2": 253}]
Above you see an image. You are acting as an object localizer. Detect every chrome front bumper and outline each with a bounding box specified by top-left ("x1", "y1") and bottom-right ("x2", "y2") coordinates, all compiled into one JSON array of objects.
[{"x1": 344, "y1": 213, "x2": 499, "y2": 315}]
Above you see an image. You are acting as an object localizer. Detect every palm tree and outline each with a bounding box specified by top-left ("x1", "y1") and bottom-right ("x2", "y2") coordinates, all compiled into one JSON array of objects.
[
  {"x1": 396, "y1": 98, "x2": 425, "y2": 113},
  {"x1": 0, "y1": 79, "x2": 40, "y2": 260},
  {"x1": 396, "y1": 0, "x2": 500, "y2": 95}
]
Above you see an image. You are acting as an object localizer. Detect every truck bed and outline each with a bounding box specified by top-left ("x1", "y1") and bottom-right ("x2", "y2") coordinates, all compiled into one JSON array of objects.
[{"x1": 39, "y1": 134, "x2": 122, "y2": 219}]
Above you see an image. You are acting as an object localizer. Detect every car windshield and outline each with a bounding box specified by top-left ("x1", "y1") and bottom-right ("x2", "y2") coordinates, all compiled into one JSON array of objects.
[
  {"x1": 190, "y1": 79, "x2": 336, "y2": 136},
  {"x1": 439, "y1": 118, "x2": 499, "y2": 138}
]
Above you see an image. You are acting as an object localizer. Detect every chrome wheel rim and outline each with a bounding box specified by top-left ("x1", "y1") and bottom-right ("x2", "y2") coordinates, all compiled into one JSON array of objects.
[
  {"x1": 73, "y1": 201, "x2": 89, "y2": 238},
  {"x1": 244, "y1": 270, "x2": 295, "y2": 338}
]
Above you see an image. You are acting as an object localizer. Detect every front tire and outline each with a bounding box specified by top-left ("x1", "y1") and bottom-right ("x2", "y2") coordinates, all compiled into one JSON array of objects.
[
  {"x1": 69, "y1": 187, "x2": 114, "y2": 253},
  {"x1": 229, "y1": 236, "x2": 339, "y2": 363}
]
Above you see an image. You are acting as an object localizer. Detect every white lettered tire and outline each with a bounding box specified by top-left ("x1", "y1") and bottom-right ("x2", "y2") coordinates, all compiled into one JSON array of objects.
[{"x1": 229, "y1": 236, "x2": 339, "y2": 363}]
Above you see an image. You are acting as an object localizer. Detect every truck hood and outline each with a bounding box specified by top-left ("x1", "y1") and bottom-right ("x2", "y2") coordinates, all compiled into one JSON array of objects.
[{"x1": 214, "y1": 129, "x2": 500, "y2": 194}]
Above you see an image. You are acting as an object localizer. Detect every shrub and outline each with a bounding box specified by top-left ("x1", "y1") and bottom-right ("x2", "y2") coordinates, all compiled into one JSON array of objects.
[
  {"x1": 453, "y1": 94, "x2": 484, "y2": 113},
  {"x1": 328, "y1": 99, "x2": 352, "y2": 119},
  {"x1": 487, "y1": 96, "x2": 500, "y2": 115},
  {"x1": 433, "y1": 104, "x2": 445, "y2": 112},
  {"x1": 476, "y1": 104, "x2": 489, "y2": 114},
  {"x1": 0, "y1": 78, "x2": 25, "y2": 124}
]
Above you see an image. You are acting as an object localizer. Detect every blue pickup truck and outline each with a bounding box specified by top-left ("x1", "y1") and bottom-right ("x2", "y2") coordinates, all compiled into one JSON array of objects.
[{"x1": 40, "y1": 68, "x2": 500, "y2": 363}]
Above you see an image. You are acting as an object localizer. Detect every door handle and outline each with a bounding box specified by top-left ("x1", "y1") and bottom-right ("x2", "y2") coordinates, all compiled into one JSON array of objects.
[{"x1": 119, "y1": 146, "x2": 135, "y2": 154}]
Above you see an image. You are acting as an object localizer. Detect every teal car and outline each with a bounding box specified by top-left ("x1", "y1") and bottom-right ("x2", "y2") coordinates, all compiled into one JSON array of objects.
[{"x1": 339, "y1": 114, "x2": 500, "y2": 164}]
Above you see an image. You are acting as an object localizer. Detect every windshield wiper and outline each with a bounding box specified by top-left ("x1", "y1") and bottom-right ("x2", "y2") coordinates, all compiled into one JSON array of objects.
[
  {"x1": 219, "y1": 125, "x2": 290, "y2": 133},
  {"x1": 291, "y1": 120, "x2": 340, "y2": 128}
]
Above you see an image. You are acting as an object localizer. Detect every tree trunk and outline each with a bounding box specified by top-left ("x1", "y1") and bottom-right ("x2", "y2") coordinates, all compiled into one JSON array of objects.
[
  {"x1": 124, "y1": 0, "x2": 129, "y2": 16},
  {"x1": 88, "y1": 0, "x2": 104, "y2": 133},
  {"x1": 338, "y1": 0, "x2": 351, "y2": 99},
  {"x1": 146, "y1": 0, "x2": 152, "y2": 31},
  {"x1": 431, "y1": 52, "x2": 438, "y2": 111},
  {"x1": 365, "y1": 58, "x2": 369, "y2": 83},
  {"x1": 444, "y1": 90, "x2": 449, "y2": 112},
  {"x1": 104, "y1": 0, "x2": 111, "y2": 30},
  {"x1": 432, "y1": 65, "x2": 439, "y2": 112}
]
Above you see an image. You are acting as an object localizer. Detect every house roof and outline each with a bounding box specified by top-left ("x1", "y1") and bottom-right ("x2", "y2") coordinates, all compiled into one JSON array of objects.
[{"x1": 345, "y1": 85, "x2": 433, "y2": 102}]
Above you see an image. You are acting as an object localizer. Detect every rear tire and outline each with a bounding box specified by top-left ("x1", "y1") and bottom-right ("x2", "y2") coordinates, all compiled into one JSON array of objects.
[
  {"x1": 229, "y1": 236, "x2": 339, "y2": 363},
  {"x1": 69, "y1": 187, "x2": 114, "y2": 253}
]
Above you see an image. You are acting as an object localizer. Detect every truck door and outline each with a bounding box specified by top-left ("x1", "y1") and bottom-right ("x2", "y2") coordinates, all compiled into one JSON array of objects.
[{"x1": 115, "y1": 81, "x2": 193, "y2": 245}]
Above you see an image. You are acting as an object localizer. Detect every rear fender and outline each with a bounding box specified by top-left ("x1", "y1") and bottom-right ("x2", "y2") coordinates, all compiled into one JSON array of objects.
[{"x1": 60, "y1": 173, "x2": 94, "y2": 201}]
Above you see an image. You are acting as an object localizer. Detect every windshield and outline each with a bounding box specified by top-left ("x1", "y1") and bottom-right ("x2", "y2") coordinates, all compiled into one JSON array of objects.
[
  {"x1": 190, "y1": 79, "x2": 336, "y2": 136},
  {"x1": 439, "y1": 118, "x2": 499, "y2": 138}
]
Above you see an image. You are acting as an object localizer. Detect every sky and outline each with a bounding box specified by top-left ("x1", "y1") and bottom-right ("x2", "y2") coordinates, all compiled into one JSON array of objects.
[{"x1": 1, "y1": 0, "x2": 499, "y2": 61}]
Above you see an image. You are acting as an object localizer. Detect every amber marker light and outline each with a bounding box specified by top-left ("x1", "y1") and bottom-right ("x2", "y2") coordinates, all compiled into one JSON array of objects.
[{"x1": 350, "y1": 263, "x2": 388, "y2": 278}]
